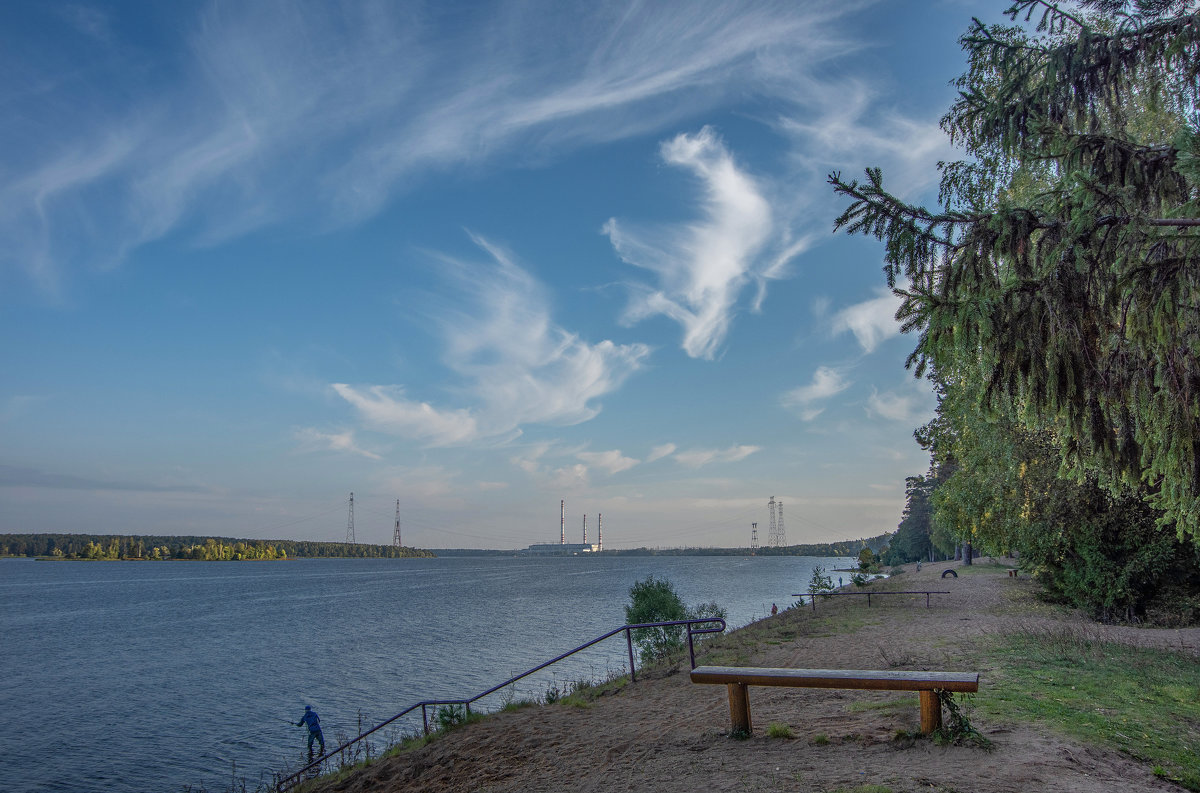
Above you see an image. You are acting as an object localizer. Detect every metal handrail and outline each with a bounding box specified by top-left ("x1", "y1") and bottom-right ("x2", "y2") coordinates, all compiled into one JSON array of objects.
[
  {"x1": 791, "y1": 590, "x2": 951, "y2": 609},
  {"x1": 276, "y1": 616, "x2": 725, "y2": 791}
]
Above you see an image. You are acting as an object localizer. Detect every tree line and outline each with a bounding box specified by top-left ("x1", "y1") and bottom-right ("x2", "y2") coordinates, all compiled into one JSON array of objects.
[
  {"x1": 0, "y1": 533, "x2": 434, "y2": 561},
  {"x1": 833, "y1": 1, "x2": 1200, "y2": 622},
  {"x1": 597, "y1": 535, "x2": 891, "y2": 558}
]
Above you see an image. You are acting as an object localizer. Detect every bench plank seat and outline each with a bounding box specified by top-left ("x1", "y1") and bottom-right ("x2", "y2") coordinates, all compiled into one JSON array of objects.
[{"x1": 690, "y1": 665, "x2": 980, "y2": 735}]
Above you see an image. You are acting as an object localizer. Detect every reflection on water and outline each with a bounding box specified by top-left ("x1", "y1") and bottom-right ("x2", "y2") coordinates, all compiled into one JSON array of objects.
[{"x1": 1, "y1": 554, "x2": 840, "y2": 792}]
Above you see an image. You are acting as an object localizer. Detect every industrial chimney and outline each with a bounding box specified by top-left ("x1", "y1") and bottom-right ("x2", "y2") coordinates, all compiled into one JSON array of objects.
[{"x1": 560, "y1": 499, "x2": 565, "y2": 545}]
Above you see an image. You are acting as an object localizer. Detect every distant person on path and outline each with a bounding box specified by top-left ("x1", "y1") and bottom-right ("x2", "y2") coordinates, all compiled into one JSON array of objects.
[
  {"x1": 770, "y1": 603, "x2": 778, "y2": 616},
  {"x1": 297, "y1": 705, "x2": 325, "y2": 757}
]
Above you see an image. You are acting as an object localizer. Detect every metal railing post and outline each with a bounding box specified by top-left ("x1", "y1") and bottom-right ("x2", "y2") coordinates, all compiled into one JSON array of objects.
[
  {"x1": 626, "y1": 627, "x2": 637, "y2": 683},
  {"x1": 687, "y1": 623, "x2": 696, "y2": 668},
  {"x1": 421, "y1": 704, "x2": 429, "y2": 736}
]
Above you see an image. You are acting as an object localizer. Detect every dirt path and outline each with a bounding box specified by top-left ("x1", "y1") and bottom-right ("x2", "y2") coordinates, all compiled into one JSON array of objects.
[{"x1": 307, "y1": 561, "x2": 1199, "y2": 793}]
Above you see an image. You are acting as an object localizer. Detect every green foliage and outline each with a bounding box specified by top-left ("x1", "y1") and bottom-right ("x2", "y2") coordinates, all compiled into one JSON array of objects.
[
  {"x1": 829, "y1": 3, "x2": 1200, "y2": 538},
  {"x1": 0, "y1": 532, "x2": 434, "y2": 560},
  {"x1": 856, "y1": 547, "x2": 877, "y2": 571},
  {"x1": 932, "y1": 691, "x2": 991, "y2": 749},
  {"x1": 434, "y1": 705, "x2": 481, "y2": 733},
  {"x1": 882, "y1": 476, "x2": 936, "y2": 564},
  {"x1": 765, "y1": 722, "x2": 795, "y2": 738},
  {"x1": 807, "y1": 565, "x2": 835, "y2": 597},
  {"x1": 917, "y1": 367, "x2": 1199, "y2": 621},
  {"x1": 625, "y1": 576, "x2": 689, "y2": 663},
  {"x1": 849, "y1": 572, "x2": 870, "y2": 587},
  {"x1": 624, "y1": 576, "x2": 726, "y2": 664}
]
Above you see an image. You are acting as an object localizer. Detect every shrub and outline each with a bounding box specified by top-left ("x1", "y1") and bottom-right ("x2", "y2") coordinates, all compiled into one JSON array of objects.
[
  {"x1": 625, "y1": 576, "x2": 726, "y2": 664},
  {"x1": 626, "y1": 576, "x2": 689, "y2": 663}
]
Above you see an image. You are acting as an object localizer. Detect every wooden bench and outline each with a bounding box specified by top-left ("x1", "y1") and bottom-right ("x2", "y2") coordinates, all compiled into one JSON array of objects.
[{"x1": 690, "y1": 666, "x2": 980, "y2": 735}]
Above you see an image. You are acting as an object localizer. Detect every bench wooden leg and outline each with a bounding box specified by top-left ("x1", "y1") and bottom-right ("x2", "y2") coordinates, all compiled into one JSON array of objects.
[
  {"x1": 727, "y1": 682, "x2": 752, "y2": 734},
  {"x1": 919, "y1": 690, "x2": 941, "y2": 734}
]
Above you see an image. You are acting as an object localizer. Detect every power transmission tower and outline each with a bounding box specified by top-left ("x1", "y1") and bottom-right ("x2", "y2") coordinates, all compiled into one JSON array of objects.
[
  {"x1": 392, "y1": 499, "x2": 402, "y2": 548},
  {"x1": 776, "y1": 501, "x2": 787, "y2": 547},
  {"x1": 767, "y1": 496, "x2": 786, "y2": 547},
  {"x1": 751, "y1": 522, "x2": 758, "y2": 552},
  {"x1": 346, "y1": 492, "x2": 356, "y2": 544}
]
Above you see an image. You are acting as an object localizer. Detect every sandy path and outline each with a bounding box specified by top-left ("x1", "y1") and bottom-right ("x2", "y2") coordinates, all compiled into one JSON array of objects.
[{"x1": 305, "y1": 561, "x2": 1198, "y2": 793}]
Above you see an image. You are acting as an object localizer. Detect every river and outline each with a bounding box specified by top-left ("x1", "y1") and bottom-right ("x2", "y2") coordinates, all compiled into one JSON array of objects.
[{"x1": 0, "y1": 554, "x2": 843, "y2": 792}]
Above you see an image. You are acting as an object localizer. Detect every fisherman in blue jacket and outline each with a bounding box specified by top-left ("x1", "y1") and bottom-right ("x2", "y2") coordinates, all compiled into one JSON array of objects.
[{"x1": 297, "y1": 705, "x2": 325, "y2": 757}]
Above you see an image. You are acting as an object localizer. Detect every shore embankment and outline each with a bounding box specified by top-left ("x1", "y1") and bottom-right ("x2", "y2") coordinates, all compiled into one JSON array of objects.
[{"x1": 301, "y1": 561, "x2": 1200, "y2": 793}]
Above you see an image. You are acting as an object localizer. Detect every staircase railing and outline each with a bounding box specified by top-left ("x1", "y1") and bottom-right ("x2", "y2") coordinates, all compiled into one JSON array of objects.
[{"x1": 276, "y1": 616, "x2": 726, "y2": 791}]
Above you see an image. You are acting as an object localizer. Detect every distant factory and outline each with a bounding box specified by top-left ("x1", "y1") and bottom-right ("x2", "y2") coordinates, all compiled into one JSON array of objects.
[{"x1": 523, "y1": 500, "x2": 601, "y2": 555}]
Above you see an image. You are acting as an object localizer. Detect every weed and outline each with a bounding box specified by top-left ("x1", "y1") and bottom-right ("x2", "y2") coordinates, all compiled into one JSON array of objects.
[
  {"x1": 765, "y1": 722, "x2": 795, "y2": 738},
  {"x1": 932, "y1": 692, "x2": 992, "y2": 750},
  {"x1": 811, "y1": 733, "x2": 830, "y2": 745},
  {"x1": 434, "y1": 704, "x2": 484, "y2": 733}
]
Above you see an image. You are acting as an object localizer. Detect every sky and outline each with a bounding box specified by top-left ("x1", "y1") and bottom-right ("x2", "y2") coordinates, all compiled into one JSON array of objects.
[{"x1": 1, "y1": 0, "x2": 996, "y2": 550}]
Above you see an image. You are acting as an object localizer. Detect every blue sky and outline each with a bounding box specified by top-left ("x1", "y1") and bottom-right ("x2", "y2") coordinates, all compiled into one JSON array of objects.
[{"x1": 1, "y1": 0, "x2": 993, "y2": 549}]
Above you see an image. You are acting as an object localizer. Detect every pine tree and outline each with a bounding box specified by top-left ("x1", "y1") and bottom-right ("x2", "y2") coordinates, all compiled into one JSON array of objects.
[{"x1": 830, "y1": 1, "x2": 1200, "y2": 536}]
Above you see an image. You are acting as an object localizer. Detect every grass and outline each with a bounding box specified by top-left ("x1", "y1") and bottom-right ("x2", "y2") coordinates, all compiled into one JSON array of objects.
[
  {"x1": 970, "y1": 622, "x2": 1200, "y2": 790},
  {"x1": 765, "y1": 722, "x2": 795, "y2": 738}
]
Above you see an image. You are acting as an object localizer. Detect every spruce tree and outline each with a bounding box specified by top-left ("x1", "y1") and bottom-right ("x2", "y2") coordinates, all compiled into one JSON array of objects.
[{"x1": 830, "y1": 1, "x2": 1200, "y2": 536}]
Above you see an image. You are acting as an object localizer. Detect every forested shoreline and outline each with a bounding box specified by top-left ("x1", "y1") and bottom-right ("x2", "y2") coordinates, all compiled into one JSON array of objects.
[{"x1": 0, "y1": 533, "x2": 434, "y2": 561}]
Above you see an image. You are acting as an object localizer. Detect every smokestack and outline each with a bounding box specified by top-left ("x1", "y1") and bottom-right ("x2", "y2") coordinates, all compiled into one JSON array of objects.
[
  {"x1": 598, "y1": 513, "x2": 602, "y2": 551},
  {"x1": 583, "y1": 513, "x2": 588, "y2": 544},
  {"x1": 560, "y1": 499, "x2": 565, "y2": 545}
]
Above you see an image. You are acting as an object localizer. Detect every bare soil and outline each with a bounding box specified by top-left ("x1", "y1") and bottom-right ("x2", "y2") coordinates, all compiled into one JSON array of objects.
[{"x1": 307, "y1": 561, "x2": 1200, "y2": 793}]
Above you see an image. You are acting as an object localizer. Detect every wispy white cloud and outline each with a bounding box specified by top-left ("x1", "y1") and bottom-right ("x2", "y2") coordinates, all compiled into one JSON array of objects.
[
  {"x1": 674, "y1": 444, "x2": 761, "y2": 468},
  {"x1": 330, "y1": 385, "x2": 480, "y2": 447},
  {"x1": 577, "y1": 449, "x2": 639, "y2": 475},
  {"x1": 4, "y1": 1, "x2": 868, "y2": 292},
  {"x1": 549, "y1": 463, "x2": 590, "y2": 490},
  {"x1": 335, "y1": 237, "x2": 650, "y2": 446},
  {"x1": 781, "y1": 366, "x2": 850, "y2": 421},
  {"x1": 773, "y1": 75, "x2": 956, "y2": 198},
  {"x1": 604, "y1": 127, "x2": 779, "y2": 359},
  {"x1": 645, "y1": 443, "x2": 677, "y2": 463},
  {"x1": 292, "y1": 427, "x2": 382, "y2": 460},
  {"x1": 866, "y1": 385, "x2": 936, "y2": 424},
  {"x1": 830, "y1": 288, "x2": 903, "y2": 354}
]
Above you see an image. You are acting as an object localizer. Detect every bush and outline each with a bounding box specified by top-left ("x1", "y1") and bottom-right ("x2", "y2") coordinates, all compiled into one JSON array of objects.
[
  {"x1": 625, "y1": 576, "x2": 726, "y2": 664},
  {"x1": 626, "y1": 576, "x2": 689, "y2": 663}
]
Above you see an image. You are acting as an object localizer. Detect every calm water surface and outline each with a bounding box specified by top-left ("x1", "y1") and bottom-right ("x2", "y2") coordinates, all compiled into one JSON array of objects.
[{"x1": 1, "y1": 554, "x2": 841, "y2": 792}]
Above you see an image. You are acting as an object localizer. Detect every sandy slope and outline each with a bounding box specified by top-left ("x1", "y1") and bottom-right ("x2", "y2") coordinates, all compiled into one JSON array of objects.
[{"x1": 303, "y1": 562, "x2": 1199, "y2": 793}]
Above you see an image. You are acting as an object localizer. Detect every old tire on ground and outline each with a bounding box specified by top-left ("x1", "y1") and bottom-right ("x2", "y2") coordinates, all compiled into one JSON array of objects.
[{"x1": 941, "y1": 569, "x2": 957, "y2": 578}]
